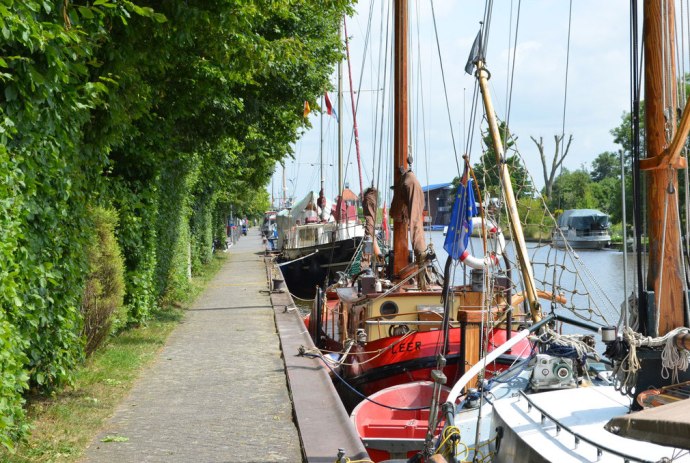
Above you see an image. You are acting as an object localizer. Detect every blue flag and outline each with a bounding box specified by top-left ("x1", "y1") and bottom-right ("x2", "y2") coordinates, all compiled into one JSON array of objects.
[{"x1": 444, "y1": 179, "x2": 477, "y2": 260}]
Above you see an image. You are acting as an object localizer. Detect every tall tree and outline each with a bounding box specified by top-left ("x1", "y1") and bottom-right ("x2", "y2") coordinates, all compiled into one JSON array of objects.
[
  {"x1": 531, "y1": 134, "x2": 573, "y2": 198},
  {"x1": 472, "y1": 121, "x2": 533, "y2": 199},
  {"x1": 549, "y1": 169, "x2": 596, "y2": 211},
  {"x1": 590, "y1": 151, "x2": 620, "y2": 182},
  {"x1": 610, "y1": 104, "x2": 646, "y2": 160}
]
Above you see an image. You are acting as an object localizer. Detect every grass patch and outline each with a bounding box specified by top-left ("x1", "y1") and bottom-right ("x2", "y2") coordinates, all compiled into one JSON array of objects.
[{"x1": 1, "y1": 253, "x2": 227, "y2": 463}]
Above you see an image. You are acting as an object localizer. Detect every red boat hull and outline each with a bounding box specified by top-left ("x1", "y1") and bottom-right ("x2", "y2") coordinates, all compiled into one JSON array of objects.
[{"x1": 338, "y1": 328, "x2": 531, "y2": 410}]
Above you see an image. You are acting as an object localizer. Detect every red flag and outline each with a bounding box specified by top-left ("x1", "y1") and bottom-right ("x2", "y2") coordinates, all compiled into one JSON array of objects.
[
  {"x1": 324, "y1": 92, "x2": 338, "y2": 121},
  {"x1": 382, "y1": 204, "x2": 390, "y2": 242}
]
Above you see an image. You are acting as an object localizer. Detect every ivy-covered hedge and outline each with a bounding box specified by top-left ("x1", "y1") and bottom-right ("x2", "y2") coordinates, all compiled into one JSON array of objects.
[
  {"x1": 0, "y1": 145, "x2": 29, "y2": 449},
  {"x1": 0, "y1": 0, "x2": 353, "y2": 449},
  {"x1": 109, "y1": 177, "x2": 159, "y2": 325}
]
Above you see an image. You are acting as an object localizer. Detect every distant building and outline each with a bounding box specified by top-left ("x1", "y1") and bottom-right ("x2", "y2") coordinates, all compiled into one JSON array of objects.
[{"x1": 422, "y1": 182, "x2": 454, "y2": 230}]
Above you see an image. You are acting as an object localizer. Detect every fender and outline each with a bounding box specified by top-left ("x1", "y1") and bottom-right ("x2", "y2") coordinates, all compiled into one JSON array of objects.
[{"x1": 460, "y1": 216, "x2": 506, "y2": 270}]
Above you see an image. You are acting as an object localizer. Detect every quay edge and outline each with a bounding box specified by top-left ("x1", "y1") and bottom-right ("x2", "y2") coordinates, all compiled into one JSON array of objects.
[{"x1": 266, "y1": 257, "x2": 368, "y2": 463}]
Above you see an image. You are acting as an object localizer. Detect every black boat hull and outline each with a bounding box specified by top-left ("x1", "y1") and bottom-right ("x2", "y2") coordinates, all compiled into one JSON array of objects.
[{"x1": 278, "y1": 236, "x2": 362, "y2": 299}]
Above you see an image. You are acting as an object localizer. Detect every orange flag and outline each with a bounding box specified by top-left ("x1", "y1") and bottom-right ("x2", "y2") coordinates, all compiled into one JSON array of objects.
[{"x1": 303, "y1": 100, "x2": 311, "y2": 118}]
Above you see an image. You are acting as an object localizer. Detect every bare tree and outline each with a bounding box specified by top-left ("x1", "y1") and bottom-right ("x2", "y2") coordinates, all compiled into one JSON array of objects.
[{"x1": 531, "y1": 134, "x2": 573, "y2": 198}]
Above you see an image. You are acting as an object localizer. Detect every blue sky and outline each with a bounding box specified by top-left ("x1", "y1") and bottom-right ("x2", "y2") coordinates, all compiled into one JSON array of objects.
[{"x1": 270, "y1": 0, "x2": 632, "y2": 207}]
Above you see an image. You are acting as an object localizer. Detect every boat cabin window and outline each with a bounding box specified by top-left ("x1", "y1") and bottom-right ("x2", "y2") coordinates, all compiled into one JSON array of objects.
[{"x1": 380, "y1": 301, "x2": 398, "y2": 319}]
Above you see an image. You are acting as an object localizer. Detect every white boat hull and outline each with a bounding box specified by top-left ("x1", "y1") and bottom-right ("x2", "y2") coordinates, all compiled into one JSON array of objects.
[
  {"x1": 491, "y1": 387, "x2": 690, "y2": 462},
  {"x1": 552, "y1": 232, "x2": 610, "y2": 250}
]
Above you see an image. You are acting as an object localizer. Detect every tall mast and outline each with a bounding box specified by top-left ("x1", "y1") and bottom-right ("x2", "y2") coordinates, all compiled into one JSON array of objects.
[
  {"x1": 344, "y1": 17, "x2": 365, "y2": 197},
  {"x1": 320, "y1": 94, "x2": 324, "y2": 197},
  {"x1": 476, "y1": 60, "x2": 541, "y2": 322},
  {"x1": 641, "y1": 1, "x2": 686, "y2": 336},
  {"x1": 392, "y1": 0, "x2": 409, "y2": 276},
  {"x1": 338, "y1": 23, "x2": 344, "y2": 196},
  {"x1": 282, "y1": 164, "x2": 287, "y2": 209}
]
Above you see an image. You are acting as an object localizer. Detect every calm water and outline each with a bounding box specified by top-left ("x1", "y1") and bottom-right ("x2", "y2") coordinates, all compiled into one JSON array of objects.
[{"x1": 423, "y1": 230, "x2": 637, "y2": 332}]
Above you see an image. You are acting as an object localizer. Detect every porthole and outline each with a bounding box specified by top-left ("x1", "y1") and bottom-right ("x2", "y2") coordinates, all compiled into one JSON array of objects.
[{"x1": 380, "y1": 301, "x2": 398, "y2": 319}]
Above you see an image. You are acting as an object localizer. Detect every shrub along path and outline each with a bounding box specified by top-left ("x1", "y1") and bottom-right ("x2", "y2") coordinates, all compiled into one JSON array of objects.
[{"x1": 81, "y1": 228, "x2": 301, "y2": 462}]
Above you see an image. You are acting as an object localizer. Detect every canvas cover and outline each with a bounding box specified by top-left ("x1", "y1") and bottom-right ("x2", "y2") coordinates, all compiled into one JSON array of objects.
[
  {"x1": 605, "y1": 398, "x2": 690, "y2": 450},
  {"x1": 275, "y1": 193, "x2": 313, "y2": 240},
  {"x1": 362, "y1": 187, "x2": 378, "y2": 239},
  {"x1": 557, "y1": 209, "x2": 610, "y2": 230},
  {"x1": 390, "y1": 170, "x2": 426, "y2": 257},
  {"x1": 362, "y1": 187, "x2": 382, "y2": 259}
]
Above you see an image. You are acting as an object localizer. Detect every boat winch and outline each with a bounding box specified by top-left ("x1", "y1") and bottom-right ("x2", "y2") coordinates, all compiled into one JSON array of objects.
[{"x1": 530, "y1": 354, "x2": 576, "y2": 391}]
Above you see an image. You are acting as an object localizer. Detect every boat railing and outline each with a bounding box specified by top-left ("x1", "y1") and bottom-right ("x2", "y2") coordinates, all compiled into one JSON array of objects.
[
  {"x1": 360, "y1": 308, "x2": 529, "y2": 331},
  {"x1": 335, "y1": 220, "x2": 365, "y2": 240},
  {"x1": 287, "y1": 221, "x2": 364, "y2": 247},
  {"x1": 575, "y1": 229, "x2": 610, "y2": 238},
  {"x1": 359, "y1": 311, "x2": 457, "y2": 336},
  {"x1": 515, "y1": 390, "x2": 652, "y2": 463},
  {"x1": 285, "y1": 222, "x2": 335, "y2": 248}
]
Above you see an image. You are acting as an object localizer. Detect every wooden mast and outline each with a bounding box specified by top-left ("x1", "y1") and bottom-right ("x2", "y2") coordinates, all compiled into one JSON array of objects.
[
  {"x1": 338, "y1": 24, "x2": 344, "y2": 197},
  {"x1": 476, "y1": 61, "x2": 542, "y2": 323},
  {"x1": 392, "y1": 0, "x2": 409, "y2": 276},
  {"x1": 642, "y1": 0, "x2": 686, "y2": 336}
]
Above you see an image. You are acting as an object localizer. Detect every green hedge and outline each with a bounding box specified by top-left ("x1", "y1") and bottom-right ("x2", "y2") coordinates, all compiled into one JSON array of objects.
[
  {"x1": 154, "y1": 159, "x2": 195, "y2": 302},
  {"x1": 109, "y1": 178, "x2": 159, "y2": 325},
  {"x1": 0, "y1": 146, "x2": 30, "y2": 449},
  {"x1": 0, "y1": 0, "x2": 354, "y2": 449},
  {"x1": 191, "y1": 194, "x2": 215, "y2": 274}
]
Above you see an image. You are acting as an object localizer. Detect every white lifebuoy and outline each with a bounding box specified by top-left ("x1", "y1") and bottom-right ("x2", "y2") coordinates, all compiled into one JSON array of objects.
[{"x1": 459, "y1": 216, "x2": 506, "y2": 270}]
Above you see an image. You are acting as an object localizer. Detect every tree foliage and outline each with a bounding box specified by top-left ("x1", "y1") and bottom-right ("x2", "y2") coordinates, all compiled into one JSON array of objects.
[
  {"x1": 590, "y1": 151, "x2": 620, "y2": 182},
  {"x1": 549, "y1": 169, "x2": 597, "y2": 211},
  {"x1": 0, "y1": 0, "x2": 353, "y2": 448},
  {"x1": 472, "y1": 121, "x2": 533, "y2": 199}
]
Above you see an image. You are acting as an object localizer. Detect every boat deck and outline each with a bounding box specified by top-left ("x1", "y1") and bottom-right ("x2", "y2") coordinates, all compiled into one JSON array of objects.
[{"x1": 493, "y1": 386, "x2": 690, "y2": 462}]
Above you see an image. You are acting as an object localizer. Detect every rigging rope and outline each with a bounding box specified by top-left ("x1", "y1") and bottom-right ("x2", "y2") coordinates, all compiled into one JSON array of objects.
[
  {"x1": 482, "y1": 0, "x2": 494, "y2": 58},
  {"x1": 413, "y1": 0, "x2": 431, "y2": 242},
  {"x1": 301, "y1": 349, "x2": 432, "y2": 411},
  {"x1": 376, "y1": 1, "x2": 392, "y2": 206},
  {"x1": 502, "y1": 0, "x2": 522, "y2": 153},
  {"x1": 620, "y1": 326, "x2": 690, "y2": 384},
  {"x1": 630, "y1": 0, "x2": 646, "y2": 330},
  {"x1": 343, "y1": 17, "x2": 365, "y2": 197},
  {"x1": 680, "y1": 2, "x2": 690, "y2": 294},
  {"x1": 556, "y1": 0, "x2": 573, "y2": 212},
  {"x1": 372, "y1": 0, "x2": 388, "y2": 192},
  {"x1": 620, "y1": 146, "x2": 630, "y2": 328},
  {"x1": 430, "y1": 0, "x2": 461, "y2": 175}
]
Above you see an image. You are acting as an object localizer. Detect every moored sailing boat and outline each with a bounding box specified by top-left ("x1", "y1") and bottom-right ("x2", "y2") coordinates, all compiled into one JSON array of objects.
[
  {"x1": 390, "y1": 3, "x2": 690, "y2": 462},
  {"x1": 276, "y1": 50, "x2": 366, "y2": 299},
  {"x1": 276, "y1": 188, "x2": 364, "y2": 299},
  {"x1": 305, "y1": 0, "x2": 535, "y2": 434}
]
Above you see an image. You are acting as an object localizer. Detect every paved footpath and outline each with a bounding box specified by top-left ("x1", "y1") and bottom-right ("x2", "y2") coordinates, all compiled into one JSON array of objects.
[{"x1": 82, "y1": 229, "x2": 302, "y2": 463}]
